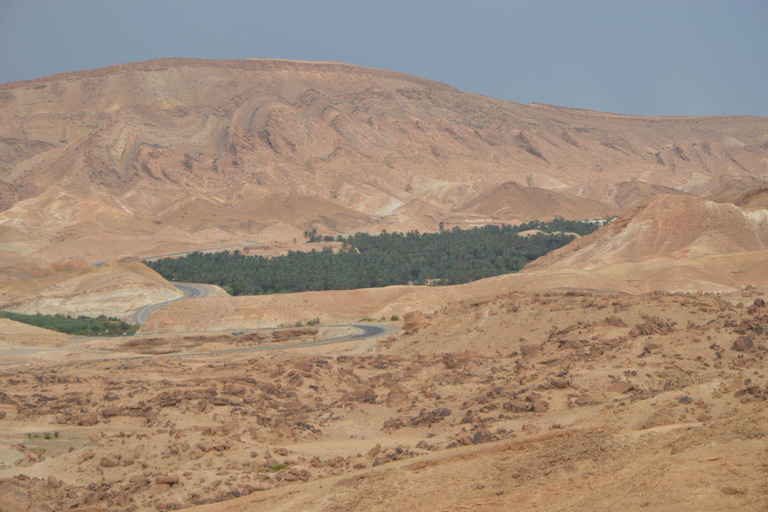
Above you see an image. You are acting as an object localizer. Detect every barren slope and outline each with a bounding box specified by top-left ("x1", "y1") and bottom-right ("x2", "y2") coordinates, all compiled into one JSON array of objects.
[
  {"x1": 452, "y1": 181, "x2": 619, "y2": 221},
  {"x1": 1, "y1": 59, "x2": 768, "y2": 263},
  {"x1": 525, "y1": 195, "x2": 768, "y2": 292},
  {"x1": 0, "y1": 318, "x2": 68, "y2": 347},
  {"x1": 0, "y1": 258, "x2": 181, "y2": 318},
  {"x1": 4, "y1": 288, "x2": 767, "y2": 511}
]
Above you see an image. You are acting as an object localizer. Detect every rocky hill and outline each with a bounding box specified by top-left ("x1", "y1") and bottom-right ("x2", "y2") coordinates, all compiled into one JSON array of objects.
[
  {"x1": 1, "y1": 58, "x2": 768, "y2": 263},
  {"x1": 0, "y1": 258, "x2": 181, "y2": 318},
  {"x1": 524, "y1": 194, "x2": 768, "y2": 292}
]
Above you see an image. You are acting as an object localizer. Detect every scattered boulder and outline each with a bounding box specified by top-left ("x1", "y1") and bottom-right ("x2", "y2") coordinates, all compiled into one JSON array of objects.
[
  {"x1": 732, "y1": 337, "x2": 754, "y2": 352},
  {"x1": 74, "y1": 412, "x2": 99, "y2": 426},
  {"x1": 608, "y1": 381, "x2": 634, "y2": 394},
  {"x1": 0, "y1": 482, "x2": 30, "y2": 512},
  {"x1": 629, "y1": 316, "x2": 675, "y2": 337},
  {"x1": 385, "y1": 388, "x2": 409, "y2": 408},
  {"x1": 99, "y1": 455, "x2": 120, "y2": 468},
  {"x1": 604, "y1": 316, "x2": 627, "y2": 327},
  {"x1": 155, "y1": 497, "x2": 182, "y2": 510},
  {"x1": 408, "y1": 408, "x2": 451, "y2": 427},
  {"x1": 530, "y1": 396, "x2": 549, "y2": 413},
  {"x1": 504, "y1": 399, "x2": 532, "y2": 413},
  {"x1": 519, "y1": 344, "x2": 543, "y2": 357},
  {"x1": 471, "y1": 430, "x2": 498, "y2": 445},
  {"x1": 403, "y1": 311, "x2": 428, "y2": 331},
  {"x1": 287, "y1": 468, "x2": 311, "y2": 481},
  {"x1": 366, "y1": 444, "x2": 381, "y2": 459},
  {"x1": 155, "y1": 474, "x2": 180, "y2": 485}
]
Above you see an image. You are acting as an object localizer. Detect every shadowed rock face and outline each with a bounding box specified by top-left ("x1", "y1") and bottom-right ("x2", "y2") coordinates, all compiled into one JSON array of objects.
[{"x1": 1, "y1": 58, "x2": 767, "y2": 262}]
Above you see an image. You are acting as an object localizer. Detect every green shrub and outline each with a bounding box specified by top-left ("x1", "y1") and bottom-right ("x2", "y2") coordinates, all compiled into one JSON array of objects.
[
  {"x1": 148, "y1": 220, "x2": 602, "y2": 296},
  {"x1": 0, "y1": 311, "x2": 138, "y2": 336},
  {"x1": 390, "y1": 315, "x2": 400, "y2": 321}
]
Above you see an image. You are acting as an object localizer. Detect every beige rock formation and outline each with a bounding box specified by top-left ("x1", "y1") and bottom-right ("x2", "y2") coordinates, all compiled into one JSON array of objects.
[
  {"x1": 1, "y1": 59, "x2": 767, "y2": 264},
  {"x1": 0, "y1": 258, "x2": 181, "y2": 318}
]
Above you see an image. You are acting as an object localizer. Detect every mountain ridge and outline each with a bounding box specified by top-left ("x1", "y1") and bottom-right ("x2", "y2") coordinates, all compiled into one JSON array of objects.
[{"x1": 1, "y1": 58, "x2": 767, "y2": 264}]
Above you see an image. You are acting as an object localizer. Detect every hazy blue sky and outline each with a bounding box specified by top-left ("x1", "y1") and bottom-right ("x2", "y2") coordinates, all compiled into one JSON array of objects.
[{"x1": 1, "y1": 1, "x2": 766, "y2": 116}]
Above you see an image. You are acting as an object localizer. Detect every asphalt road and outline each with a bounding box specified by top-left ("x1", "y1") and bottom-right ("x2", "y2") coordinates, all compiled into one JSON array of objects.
[
  {"x1": 0, "y1": 324, "x2": 395, "y2": 367},
  {"x1": 181, "y1": 324, "x2": 390, "y2": 356},
  {"x1": 132, "y1": 282, "x2": 209, "y2": 325},
  {"x1": 4, "y1": 248, "x2": 398, "y2": 365},
  {"x1": 94, "y1": 324, "x2": 393, "y2": 363}
]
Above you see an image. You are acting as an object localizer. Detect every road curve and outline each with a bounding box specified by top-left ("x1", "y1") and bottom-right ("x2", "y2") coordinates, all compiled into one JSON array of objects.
[
  {"x1": 182, "y1": 324, "x2": 391, "y2": 357},
  {"x1": 0, "y1": 324, "x2": 396, "y2": 367},
  {"x1": 132, "y1": 283, "x2": 209, "y2": 325},
  {"x1": 93, "y1": 324, "x2": 395, "y2": 363}
]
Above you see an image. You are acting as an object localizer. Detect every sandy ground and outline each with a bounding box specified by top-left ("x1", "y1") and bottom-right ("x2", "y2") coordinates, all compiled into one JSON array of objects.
[
  {"x1": 1, "y1": 197, "x2": 767, "y2": 510},
  {"x1": 1, "y1": 288, "x2": 767, "y2": 511}
]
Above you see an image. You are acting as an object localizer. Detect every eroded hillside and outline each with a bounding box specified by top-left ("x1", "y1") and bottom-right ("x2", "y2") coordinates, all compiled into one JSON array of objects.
[
  {"x1": 1, "y1": 59, "x2": 767, "y2": 264},
  {"x1": 1, "y1": 289, "x2": 767, "y2": 511}
]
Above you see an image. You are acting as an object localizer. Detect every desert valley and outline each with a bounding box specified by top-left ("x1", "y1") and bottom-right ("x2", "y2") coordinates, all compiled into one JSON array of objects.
[{"x1": 1, "y1": 58, "x2": 768, "y2": 511}]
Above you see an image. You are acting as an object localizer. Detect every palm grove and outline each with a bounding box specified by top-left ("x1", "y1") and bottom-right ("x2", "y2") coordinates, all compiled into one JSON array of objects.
[{"x1": 147, "y1": 220, "x2": 601, "y2": 296}]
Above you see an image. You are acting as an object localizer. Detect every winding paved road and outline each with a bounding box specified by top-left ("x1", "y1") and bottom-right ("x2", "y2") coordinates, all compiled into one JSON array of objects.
[
  {"x1": 86, "y1": 324, "x2": 394, "y2": 364},
  {"x1": 132, "y1": 283, "x2": 209, "y2": 325},
  {"x1": 0, "y1": 324, "x2": 395, "y2": 367},
  {"x1": 1, "y1": 276, "x2": 397, "y2": 367},
  {"x1": 0, "y1": 253, "x2": 399, "y2": 367}
]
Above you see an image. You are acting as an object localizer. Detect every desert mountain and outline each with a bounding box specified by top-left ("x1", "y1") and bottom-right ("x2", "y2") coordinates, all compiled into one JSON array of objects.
[
  {"x1": 2, "y1": 60, "x2": 768, "y2": 511},
  {"x1": 525, "y1": 194, "x2": 768, "y2": 292},
  {"x1": 1, "y1": 58, "x2": 768, "y2": 263}
]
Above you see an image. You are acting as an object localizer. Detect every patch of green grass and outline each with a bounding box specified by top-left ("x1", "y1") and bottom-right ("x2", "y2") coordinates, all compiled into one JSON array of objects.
[
  {"x1": 0, "y1": 311, "x2": 138, "y2": 337},
  {"x1": 27, "y1": 432, "x2": 57, "y2": 440},
  {"x1": 271, "y1": 463, "x2": 289, "y2": 472}
]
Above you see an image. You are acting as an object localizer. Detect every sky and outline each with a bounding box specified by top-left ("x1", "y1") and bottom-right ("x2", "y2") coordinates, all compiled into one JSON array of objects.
[{"x1": 0, "y1": 0, "x2": 766, "y2": 117}]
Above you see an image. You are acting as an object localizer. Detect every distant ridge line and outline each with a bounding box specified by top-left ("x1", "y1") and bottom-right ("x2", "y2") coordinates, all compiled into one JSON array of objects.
[{"x1": 0, "y1": 57, "x2": 458, "y2": 92}]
